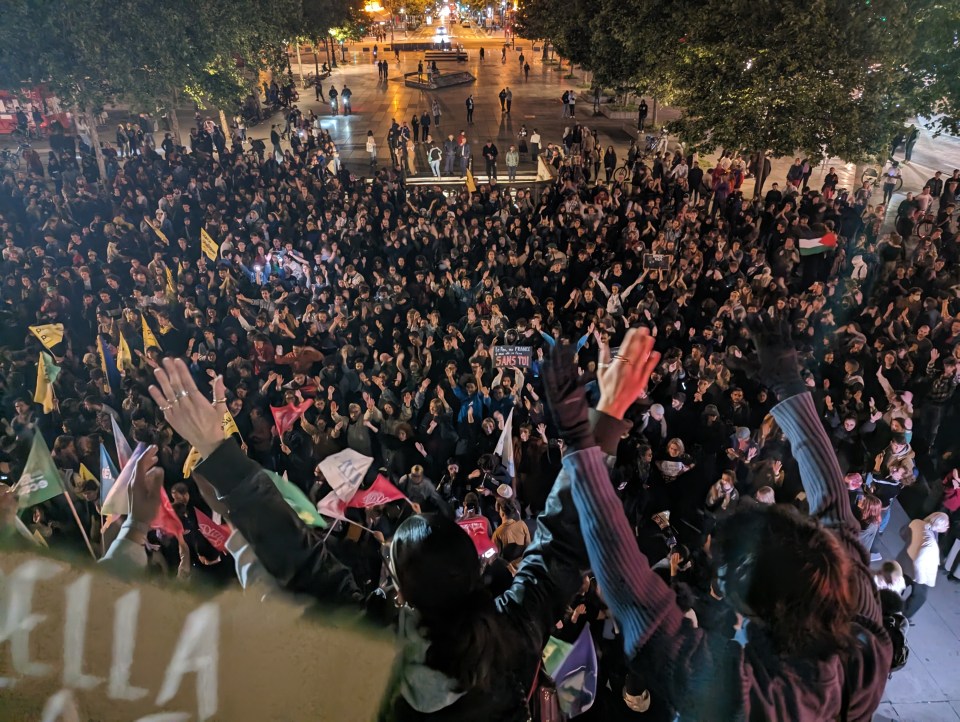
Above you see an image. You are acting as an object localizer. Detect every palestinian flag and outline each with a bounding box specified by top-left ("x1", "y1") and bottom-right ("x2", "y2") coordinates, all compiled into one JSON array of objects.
[{"x1": 798, "y1": 232, "x2": 838, "y2": 256}]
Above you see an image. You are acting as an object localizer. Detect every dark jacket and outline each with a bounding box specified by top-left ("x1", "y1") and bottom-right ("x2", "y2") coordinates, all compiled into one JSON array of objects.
[{"x1": 194, "y1": 431, "x2": 599, "y2": 721}]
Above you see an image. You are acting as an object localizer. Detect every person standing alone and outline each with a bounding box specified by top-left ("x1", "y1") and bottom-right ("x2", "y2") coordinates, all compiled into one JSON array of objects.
[{"x1": 466, "y1": 95, "x2": 475, "y2": 124}]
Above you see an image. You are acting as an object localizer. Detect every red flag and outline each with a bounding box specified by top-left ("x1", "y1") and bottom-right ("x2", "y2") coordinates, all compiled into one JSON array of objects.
[
  {"x1": 270, "y1": 399, "x2": 314, "y2": 436},
  {"x1": 195, "y1": 507, "x2": 230, "y2": 553},
  {"x1": 153, "y1": 488, "x2": 185, "y2": 537},
  {"x1": 456, "y1": 517, "x2": 497, "y2": 558},
  {"x1": 346, "y1": 474, "x2": 406, "y2": 509}
]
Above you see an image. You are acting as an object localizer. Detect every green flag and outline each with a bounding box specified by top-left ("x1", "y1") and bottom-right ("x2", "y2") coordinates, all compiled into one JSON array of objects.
[
  {"x1": 265, "y1": 471, "x2": 327, "y2": 528},
  {"x1": 14, "y1": 433, "x2": 65, "y2": 509}
]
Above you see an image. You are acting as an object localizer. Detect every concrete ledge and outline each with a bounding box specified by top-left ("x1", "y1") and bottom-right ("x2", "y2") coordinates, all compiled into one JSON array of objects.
[{"x1": 403, "y1": 71, "x2": 475, "y2": 90}]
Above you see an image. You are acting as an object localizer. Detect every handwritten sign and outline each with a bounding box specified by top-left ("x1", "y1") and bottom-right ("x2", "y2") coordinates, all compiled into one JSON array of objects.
[
  {"x1": 642, "y1": 253, "x2": 672, "y2": 270},
  {"x1": 493, "y1": 346, "x2": 533, "y2": 368},
  {"x1": 0, "y1": 553, "x2": 391, "y2": 720}
]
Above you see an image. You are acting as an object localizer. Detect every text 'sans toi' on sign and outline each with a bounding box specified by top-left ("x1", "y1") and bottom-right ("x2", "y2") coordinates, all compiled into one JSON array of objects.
[
  {"x1": 493, "y1": 346, "x2": 533, "y2": 368},
  {"x1": 0, "y1": 552, "x2": 392, "y2": 721}
]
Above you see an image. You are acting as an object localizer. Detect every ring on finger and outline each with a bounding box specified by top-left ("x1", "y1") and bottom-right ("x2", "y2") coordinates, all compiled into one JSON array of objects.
[
  {"x1": 176, "y1": 389, "x2": 191, "y2": 400},
  {"x1": 613, "y1": 354, "x2": 634, "y2": 365},
  {"x1": 212, "y1": 397, "x2": 227, "y2": 405},
  {"x1": 160, "y1": 403, "x2": 174, "y2": 412}
]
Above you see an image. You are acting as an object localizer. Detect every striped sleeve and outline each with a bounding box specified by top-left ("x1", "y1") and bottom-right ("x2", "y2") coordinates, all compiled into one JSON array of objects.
[
  {"x1": 770, "y1": 392, "x2": 859, "y2": 535},
  {"x1": 565, "y1": 447, "x2": 681, "y2": 654}
]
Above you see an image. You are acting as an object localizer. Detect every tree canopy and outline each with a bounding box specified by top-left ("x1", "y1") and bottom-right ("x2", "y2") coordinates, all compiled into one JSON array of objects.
[{"x1": 518, "y1": 0, "x2": 960, "y2": 162}]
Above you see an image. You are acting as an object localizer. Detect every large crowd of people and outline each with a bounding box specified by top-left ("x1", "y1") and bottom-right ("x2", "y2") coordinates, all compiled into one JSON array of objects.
[{"x1": 1, "y1": 109, "x2": 960, "y2": 720}]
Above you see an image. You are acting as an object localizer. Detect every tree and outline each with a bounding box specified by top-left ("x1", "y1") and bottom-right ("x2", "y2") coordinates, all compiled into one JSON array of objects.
[
  {"x1": 907, "y1": 3, "x2": 960, "y2": 136},
  {"x1": 0, "y1": 0, "x2": 298, "y2": 177},
  {"x1": 650, "y1": 0, "x2": 917, "y2": 195}
]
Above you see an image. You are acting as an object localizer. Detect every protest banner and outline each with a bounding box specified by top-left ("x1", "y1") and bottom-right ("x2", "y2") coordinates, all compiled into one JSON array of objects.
[
  {"x1": 493, "y1": 345, "x2": 533, "y2": 368},
  {"x1": 0, "y1": 552, "x2": 393, "y2": 721},
  {"x1": 642, "y1": 253, "x2": 672, "y2": 270}
]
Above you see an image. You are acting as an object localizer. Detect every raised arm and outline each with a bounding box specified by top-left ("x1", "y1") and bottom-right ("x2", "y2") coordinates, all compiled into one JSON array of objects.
[
  {"x1": 146, "y1": 359, "x2": 362, "y2": 605},
  {"x1": 746, "y1": 315, "x2": 858, "y2": 534}
]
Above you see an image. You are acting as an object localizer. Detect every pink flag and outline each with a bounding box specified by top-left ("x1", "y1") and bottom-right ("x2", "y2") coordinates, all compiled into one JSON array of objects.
[
  {"x1": 195, "y1": 507, "x2": 230, "y2": 553},
  {"x1": 270, "y1": 399, "x2": 314, "y2": 436},
  {"x1": 346, "y1": 474, "x2": 406, "y2": 509},
  {"x1": 457, "y1": 517, "x2": 497, "y2": 558},
  {"x1": 153, "y1": 487, "x2": 184, "y2": 538},
  {"x1": 317, "y1": 491, "x2": 348, "y2": 520}
]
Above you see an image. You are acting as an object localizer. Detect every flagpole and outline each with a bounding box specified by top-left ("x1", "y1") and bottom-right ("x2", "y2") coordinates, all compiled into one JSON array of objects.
[{"x1": 63, "y1": 491, "x2": 98, "y2": 560}]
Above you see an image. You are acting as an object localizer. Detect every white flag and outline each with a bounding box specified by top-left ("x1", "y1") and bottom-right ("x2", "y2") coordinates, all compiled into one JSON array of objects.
[
  {"x1": 111, "y1": 414, "x2": 134, "y2": 469},
  {"x1": 318, "y1": 448, "x2": 374, "y2": 501},
  {"x1": 495, "y1": 409, "x2": 516, "y2": 479}
]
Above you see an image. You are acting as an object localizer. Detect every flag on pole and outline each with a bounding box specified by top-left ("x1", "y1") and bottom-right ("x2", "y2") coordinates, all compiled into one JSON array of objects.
[
  {"x1": 270, "y1": 399, "x2": 314, "y2": 436},
  {"x1": 153, "y1": 488, "x2": 184, "y2": 537},
  {"x1": 495, "y1": 408, "x2": 516, "y2": 479},
  {"x1": 465, "y1": 167, "x2": 477, "y2": 193},
  {"x1": 318, "y1": 447, "x2": 373, "y2": 501},
  {"x1": 97, "y1": 335, "x2": 121, "y2": 395},
  {"x1": 165, "y1": 265, "x2": 176, "y2": 297},
  {"x1": 141, "y1": 315, "x2": 160, "y2": 351},
  {"x1": 543, "y1": 626, "x2": 598, "y2": 717},
  {"x1": 117, "y1": 331, "x2": 134, "y2": 370},
  {"x1": 346, "y1": 474, "x2": 407, "y2": 509},
  {"x1": 111, "y1": 415, "x2": 133, "y2": 470},
  {"x1": 456, "y1": 516, "x2": 497, "y2": 558},
  {"x1": 101, "y1": 442, "x2": 147, "y2": 517},
  {"x1": 195, "y1": 508, "x2": 230, "y2": 552},
  {"x1": 222, "y1": 410, "x2": 242, "y2": 442},
  {"x1": 265, "y1": 470, "x2": 327, "y2": 528},
  {"x1": 182, "y1": 446, "x2": 202, "y2": 479},
  {"x1": 79, "y1": 463, "x2": 97, "y2": 485},
  {"x1": 798, "y1": 231, "x2": 838, "y2": 256},
  {"x1": 34, "y1": 351, "x2": 60, "y2": 413},
  {"x1": 99, "y1": 444, "x2": 120, "y2": 506},
  {"x1": 149, "y1": 219, "x2": 170, "y2": 245},
  {"x1": 12, "y1": 434, "x2": 65, "y2": 509},
  {"x1": 29, "y1": 323, "x2": 65, "y2": 351},
  {"x1": 200, "y1": 228, "x2": 220, "y2": 262},
  {"x1": 317, "y1": 491, "x2": 348, "y2": 520}
]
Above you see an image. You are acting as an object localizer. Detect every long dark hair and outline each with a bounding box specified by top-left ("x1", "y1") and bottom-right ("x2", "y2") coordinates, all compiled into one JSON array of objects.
[
  {"x1": 391, "y1": 514, "x2": 507, "y2": 691},
  {"x1": 713, "y1": 504, "x2": 855, "y2": 660}
]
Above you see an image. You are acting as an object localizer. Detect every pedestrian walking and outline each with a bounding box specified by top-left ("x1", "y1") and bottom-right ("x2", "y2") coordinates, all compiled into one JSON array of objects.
[
  {"x1": 421, "y1": 111, "x2": 431, "y2": 141},
  {"x1": 432, "y1": 99, "x2": 442, "y2": 128},
  {"x1": 270, "y1": 124, "x2": 282, "y2": 158},
  {"x1": 505, "y1": 87, "x2": 513, "y2": 114},
  {"x1": 428, "y1": 142, "x2": 442, "y2": 177},
  {"x1": 519, "y1": 52, "x2": 525, "y2": 67},
  {"x1": 418, "y1": 60, "x2": 424, "y2": 81},
  {"x1": 314, "y1": 77, "x2": 322, "y2": 100},
  {"x1": 412, "y1": 113, "x2": 420, "y2": 143},
  {"x1": 506, "y1": 145, "x2": 519, "y2": 182},
  {"x1": 341, "y1": 85, "x2": 352, "y2": 115},
  {"x1": 466, "y1": 95, "x2": 474, "y2": 124},
  {"x1": 328, "y1": 86, "x2": 339, "y2": 115},
  {"x1": 638, "y1": 98, "x2": 648, "y2": 130},
  {"x1": 383, "y1": 60, "x2": 389, "y2": 80},
  {"x1": 479, "y1": 47, "x2": 485, "y2": 62},
  {"x1": 523, "y1": 62, "x2": 530, "y2": 80},
  {"x1": 483, "y1": 140, "x2": 499, "y2": 180},
  {"x1": 443, "y1": 133, "x2": 457, "y2": 175},
  {"x1": 366, "y1": 130, "x2": 378, "y2": 168},
  {"x1": 501, "y1": 46, "x2": 507, "y2": 63},
  {"x1": 904, "y1": 124, "x2": 920, "y2": 163},
  {"x1": 499, "y1": 88, "x2": 507, "y2": 113}
]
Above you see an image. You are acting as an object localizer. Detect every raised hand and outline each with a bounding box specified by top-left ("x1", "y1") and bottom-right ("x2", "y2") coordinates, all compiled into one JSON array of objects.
[
  {"x1": 744, "y1": 313, "x2": 805, "y2": 399},
  {"x1": 148, "y1": 358, "x2": 226, "y2": 458},
  {"x1": 542, "y1": 343, "x2": 593, "y2": 450},
  {"x1": 595, "y1": 327, "x2": 661, "y2": 420}
]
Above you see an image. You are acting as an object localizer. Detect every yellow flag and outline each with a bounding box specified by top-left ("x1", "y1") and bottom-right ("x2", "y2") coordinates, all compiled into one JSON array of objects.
[
  {"x1": 29, "y1": 324, "x2": 65, "y2": 351},
  {"x1": 165, "y1": 265, "x2": 176, "y2": 297},
  {"x1": 117, "y1": 331, "x2": 133, "y2": 371},
  {"x1": 142, "y1": 315, "x2": 161, "y2": 351},
  {"x1": 149, "y1": 219, "x2": 169, "y2": 245},
  {"x1": 465, "y1": 167, "x2": 477, "y2": 193},
  {"x1": 97, "y1": 336, "x2": 111, "y2": 394},
  {"x1": 34, "y1": 352, "x2": 56, "y2": 413},
  {"x1": 182, "y1": 446, "x2": 202, "y2": 479},
  {"x1": 200, "y1": 228, "x2": 220, "y2": 262},
  {"x1": 79, "y1": 463, "x2": 97, "y2": 484},
  {"x1": 222, "y1": 410, "x2": 242, "y2": 440}
]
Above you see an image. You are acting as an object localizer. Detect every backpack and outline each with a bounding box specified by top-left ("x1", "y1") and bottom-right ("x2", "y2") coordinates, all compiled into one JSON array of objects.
[
  {"x1": 883, "y1": 611, "x2": 909, "y2": 674},
  {"x1": 562, "y1": 91, "x2": 570, "y2": 104}
]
